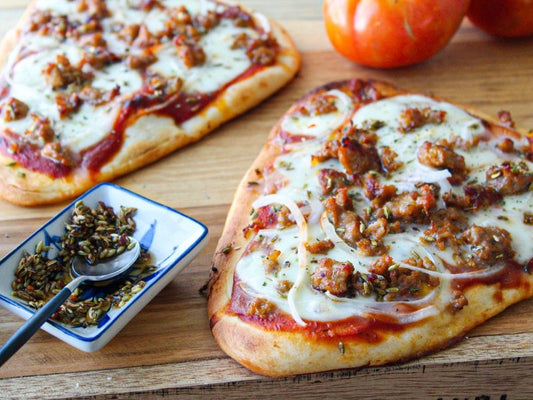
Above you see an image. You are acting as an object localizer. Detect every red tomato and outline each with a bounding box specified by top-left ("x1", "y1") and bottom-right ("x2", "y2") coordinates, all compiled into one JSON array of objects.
[
  {"x1": 467, "y1": 0, "x2": 533, "y2": 37},
  {"x1": 323, "y1": 0, "x2": 471, "y2": 68}
]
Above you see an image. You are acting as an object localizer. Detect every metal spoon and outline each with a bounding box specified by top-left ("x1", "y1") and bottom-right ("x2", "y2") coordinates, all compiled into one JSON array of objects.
[{"x1": 0, "y1": 237, "x2": 140, "y2": 367}]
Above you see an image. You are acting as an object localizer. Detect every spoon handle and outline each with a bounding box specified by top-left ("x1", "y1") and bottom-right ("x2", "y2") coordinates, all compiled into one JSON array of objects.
[{"x1": 0, "y1": 276, "x2": 85, "y2": 367}]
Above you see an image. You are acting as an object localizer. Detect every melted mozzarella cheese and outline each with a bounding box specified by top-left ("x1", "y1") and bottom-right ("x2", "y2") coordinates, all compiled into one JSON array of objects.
[
  {"x1": 56, "y1": 103, "x2": 120, "y2": 152},
  {"x1": 162, "y1": 0, "x2": 217, "y2": 15},
  {"x1": 151, "y1": 20, "x2": 254, "y2": 94},
  {"x1": 235, "y1": 93, "x2": 533, "y2": 323},
  {"x1": 92, "y1": 63, "x2": 143, "y2": 96},
  {"x1": 35, "y1": 0, "x2": 77, "y2": 14},
  {"x1": 468, "y1": 193, "x2": 533, "y2": 264}
]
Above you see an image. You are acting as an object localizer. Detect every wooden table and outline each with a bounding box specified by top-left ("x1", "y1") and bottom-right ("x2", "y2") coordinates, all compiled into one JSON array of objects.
[{"x1": 1, "y1": 1, "x2": 533, "y2": 398}]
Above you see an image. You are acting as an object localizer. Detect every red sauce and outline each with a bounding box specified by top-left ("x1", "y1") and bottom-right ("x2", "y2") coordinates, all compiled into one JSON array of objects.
[
  {"x1": 160, "y1": 92, "x2": 215, "y2": 124},
  {"x1": 278, "y1": 129, "x2": 315, "y2": 146},
  {"x1": 453, "y1": 259, "x2": 532, "y2": 293},
  {"x1": 81, "y1": 128, "x2": 123, "y2": 172},
  {"x1": 0, "y1": 78, "x2": 8, "y2": 98},
  {"x1": 225, "y1": 258, "x2": 533, "y2": 342},
  {"x1": 227, "y1": 278, "x2": 406, "y2": 344},
  {"x1": 0, "y1": 135, "x2": 72, "y2": 178}
]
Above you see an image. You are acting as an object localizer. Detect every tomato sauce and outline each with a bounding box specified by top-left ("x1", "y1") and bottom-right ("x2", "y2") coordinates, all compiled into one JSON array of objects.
[
  {"x1": 227, "y1": 279, "x2": 406, "y2": 344},
  {"x1": 0, "y1": 135, "x2": 72, "y2": 178},
  {"x1": 278, "y1": 129, "x2": 315, "y2": 146}
]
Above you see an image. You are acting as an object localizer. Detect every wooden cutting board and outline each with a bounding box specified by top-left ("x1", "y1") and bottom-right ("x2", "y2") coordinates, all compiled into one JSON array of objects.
[{"x1": 1, "y1": 1, "x2": 533, "y2": 398}]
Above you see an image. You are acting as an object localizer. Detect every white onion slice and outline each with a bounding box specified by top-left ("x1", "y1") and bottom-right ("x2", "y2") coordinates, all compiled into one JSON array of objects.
[
  {"x1": 2, "y1": 43, "x2": 36, "y2": 91},
  {"x1": 253, "y1": 12, "x2": 271, "y2": 34},
  {"x1": 395, "y1": 164, "x2": 452, "y2": 193},
  {"x1": 253, "y1": 194, "x2": 306, "y2": 227},
  {"x1": 324, "y1": 291, "x2": 439, "y2": 324},
  {"x1": 138, "y1": 93, "x2": 180, "y2": 116},
  {"x1": 460, "y1": 119, "x2": 485, "y2": 142},
  {"x1": 306, "y1": 197, "x2": 324, "y2": 225},
  {"x1": 199, "y1": 0, "x2": 208, "y2": 13},
  {"x1": 397, "y1": 261, "x2": 505, "y2": 280},
  {"x1": 325, "y1": 287, "x2": 436, "y2": 307},
  {"x1": 399, "y1": 237, "x2": 506, "y2": 280},
  {"x1": 253, "y1": 194, "x2": 308, "y2": 326},
  {"x1": 327, "y1": 89, "x2": 353, "y2": 111}
]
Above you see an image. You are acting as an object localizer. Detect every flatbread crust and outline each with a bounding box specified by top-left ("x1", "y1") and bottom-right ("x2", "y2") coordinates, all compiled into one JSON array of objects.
[
  {"x1": 207, "y1": 79, "x2": 533, "y2": 377},
  {"x1": 0, "y1": 0, "x2": 300, "y2": 206}
]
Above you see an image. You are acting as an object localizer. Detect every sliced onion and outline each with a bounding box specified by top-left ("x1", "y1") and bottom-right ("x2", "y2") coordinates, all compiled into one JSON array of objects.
[
  {"x1": 253, "y1": 194, "x2": 306, "y2": 228},
  {"x1": 324, "y1": 291, "x2": 439, "y2": 324},
  {"x1": 460, "y1": 119, "x2": 485, "y2": 142},
  {"x1": 327, "y1": 89, "x2": 353, "y2": 111},
  {"x1": 322, "y1": 211, "x2": 505, "y2": 281},
  {"x1": 325, "y1": 287, "x2": 436, "y2": 307},
  {"x1": 253, "y1": 12, "x2": 271, "y2": 34},
  {"x1": 282, "y1": 89, "x2": 355, "y2": 148},
  {"x1": 397, "y1": 260, "x2": 505, "y2": 280},
  {"x1": 199, "y1": 0, "x2": 208, "y2": 13},
  {"x1": 398, "y1": 236, "x2": 506, "y2": 280},
  {"x1": 261, "y1": 168, "x2": 288, "y2": 195},
  {"x1": 302, "y1": 197, "x2": 324, "y2": 225},
  {"x1": 138, "y1": 93, "x2": 180, "y2": 116},
  {"x1": 3, "y1": 45, "x2": 37, "y2": 91},
  {"x1": 396, "y1": 164, "x2": 452, "y2": 193},
  {"x1": 253, "y1": 194, "x2": 308, "y2": 326}
]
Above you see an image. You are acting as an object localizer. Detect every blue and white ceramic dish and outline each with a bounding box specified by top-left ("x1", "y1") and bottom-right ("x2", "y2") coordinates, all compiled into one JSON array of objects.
[{"x1": 0, "y1": 183, "x2": 208, "y2": 352}]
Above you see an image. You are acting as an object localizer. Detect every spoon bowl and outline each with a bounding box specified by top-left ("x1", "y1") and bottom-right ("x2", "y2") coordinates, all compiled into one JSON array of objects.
[
  {"x1": 0, "y1": 236, "x2": 141, "y2": 366},
  {"x1": 72, "y1": 237, "x2": 141, "y2": 281}
]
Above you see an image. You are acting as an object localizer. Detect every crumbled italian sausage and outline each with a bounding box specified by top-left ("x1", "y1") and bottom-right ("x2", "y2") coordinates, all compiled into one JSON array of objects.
[
  {"x1": 338, "y1": 135, "x2": 381, "y2": 175},
  {"x1": 42, "y1": 54, "x2": 93, "y2": 90},
  {"x1": 318, "y1": 168, "x2": 351, "y2": 195},
  {"x1": 305, "y1": 239, "x2": 335, "y2": 254},
  {"x1": 486, "y1": 161, "x2": 533, "y2": 195},
  {"x1": 417, "y1": 140, "x2": 467, "y2": 184},
  {"x1": 425, "y1": 207, "x2": 468, "y2": 250},
  {"x1": 460, "y1": 225, "x2": 515, "y2": 265},
  {"x1": 311, "y1": 257, "x2": 354, "y2": 297},
  {"x1": 382, "y1": 184, "x2": 438, "y2": 224},
  {"x1": 443, "y1": 185, "x2": 503, "y2": 210},
  {"x1": 398, "y1": 107, "x2": 446, "y2": 133},
  {"x1": 1, "y1": 98, "x2": 29, "y2": 122}
]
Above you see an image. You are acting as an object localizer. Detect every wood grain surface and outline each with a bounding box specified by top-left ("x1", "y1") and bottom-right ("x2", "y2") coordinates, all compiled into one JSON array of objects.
[{"x1": 1, "y1": 1, "x2": 533, "y2": 399}]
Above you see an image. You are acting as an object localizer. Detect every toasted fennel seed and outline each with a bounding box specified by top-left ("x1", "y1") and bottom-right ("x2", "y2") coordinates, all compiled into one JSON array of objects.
[
  {"x1": 11, "y1": 201, "x2": 151, "y2": 327},
  {"x1": 363, "y1": 282, "x2": 371, "y2": 296},
  {"x1": 388, "y1": 263, "x2": 399, "y2": 271}
]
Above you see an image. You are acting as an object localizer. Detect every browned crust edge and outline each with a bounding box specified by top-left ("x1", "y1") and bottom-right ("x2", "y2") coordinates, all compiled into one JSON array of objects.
[
  {"x1": 0, "y1": 2, "x2": 301, "y2": 206},
  {"x1": 207, "y1": 78, "x2": 533, "y2": 377}
]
